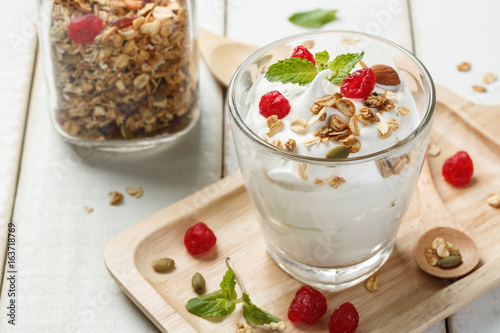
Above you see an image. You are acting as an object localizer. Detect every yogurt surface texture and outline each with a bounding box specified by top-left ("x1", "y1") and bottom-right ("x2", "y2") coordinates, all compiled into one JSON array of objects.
[{"x1": 245, "y1": 69, "x2": 420, "y2": 160}]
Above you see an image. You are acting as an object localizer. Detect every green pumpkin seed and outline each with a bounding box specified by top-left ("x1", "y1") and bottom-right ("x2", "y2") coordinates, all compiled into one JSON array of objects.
[
  {"x1": 191, "y1": 272, "x2": 206, "y2": 295},
  {"x1": 62, "y1": 53, "x2": 81, "y2": 65},
  {"x1": 153, "y1": 83, "x2": 168, "y2": 103},
  {"x1": 153, "y1": 258, "x2": 175, "y2": 272},
  {"x1": 325, "y1": 145, "x2": 350, "y2": 159},
  {"x1": 437, "y1": 255, "x2": 462, "y2": 269},
  {"x1": 120, "y1": 123, "x2": 133, "y2": 140}
]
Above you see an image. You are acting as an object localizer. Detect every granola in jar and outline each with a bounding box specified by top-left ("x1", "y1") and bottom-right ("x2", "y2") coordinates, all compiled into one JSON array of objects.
[{"x1": 47, "y1": 0, "x2": 198, "y2": 145}]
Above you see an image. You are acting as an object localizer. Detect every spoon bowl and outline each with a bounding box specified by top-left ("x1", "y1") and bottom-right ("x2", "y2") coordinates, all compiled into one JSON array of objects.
[
  {"x1": 199, "y1": 29, "x2": 259, "y2": 87},
  {"x1": 414, "y1": 159, "x2": 480, "y2": 279},
  {"x1": 414, "y1": 226, "x2": 480, "y2": 279}
]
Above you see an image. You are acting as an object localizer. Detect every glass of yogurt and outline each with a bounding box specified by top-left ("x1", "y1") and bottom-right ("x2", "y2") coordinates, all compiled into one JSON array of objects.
[{"x1": 228, "y1": 31, "x2": 435, "y2": 291}]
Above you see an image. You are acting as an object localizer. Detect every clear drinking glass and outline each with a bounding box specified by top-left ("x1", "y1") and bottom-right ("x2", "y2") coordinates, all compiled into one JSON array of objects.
[
  {"x1": 228, "y1": 31, "x2": 435, "y2": 290},
  {"x1": 36, "y1": 0, "x2": 199, "y2": 152}
]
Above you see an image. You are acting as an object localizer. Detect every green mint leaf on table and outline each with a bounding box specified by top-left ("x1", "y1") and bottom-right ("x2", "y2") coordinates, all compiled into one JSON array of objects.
[
  {"x1": 186, "y1": 268, "x2": 237, "y2": 317},
  {"x1": 186, "y1": 290, "x2": 236, "y2": 317},
  {"x1": 327, "y1": 52, "x2": 365, "y2": 84},
  {"x1": 220, "y1": 267, "x2": 237, "y2": 301},
  {"x1": 185, "y1": 261, "x2": 281, "y2": 326},
  {"x1": 315, "y1": 51, "x2": 330, "y2": 71},
  {"x1": 265, "y1": 57, "x2": 319, "y2": 86},
  {"x1": 289, "y1": 9, "x2": 337, "y2": 28},
  {"x1": 242, "y1": 293, "x2": 281, "y2": 325}
]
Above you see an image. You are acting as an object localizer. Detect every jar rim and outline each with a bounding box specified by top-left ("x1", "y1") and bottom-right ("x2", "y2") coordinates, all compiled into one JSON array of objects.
[{"x1": 227, "y1": 30, "x2": 436, "y2": 166}]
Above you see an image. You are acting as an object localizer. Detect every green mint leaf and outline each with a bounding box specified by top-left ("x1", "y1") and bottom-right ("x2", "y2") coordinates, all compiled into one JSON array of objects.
[
  {"x1": 327, "y1": 52, "x2": 365, "y2": 84},
  {"x1": 242, "y1": 293, "x2": 281, "y2": 326},
  {"x1": 186, "y1": 290, "x2": 236, "y2": 317},
  {"x1": 265, "y1": 57, "x2": 319, "y2": 86},
  {"x1": 289, "y1": 9, "x2": 337, "y2": 28},
  {"x1": 220, "y1": 267, "x2": 237, "y2": 301},
  {"x1": 315, "y1": 51, "x2": 330, "y2": 71}
]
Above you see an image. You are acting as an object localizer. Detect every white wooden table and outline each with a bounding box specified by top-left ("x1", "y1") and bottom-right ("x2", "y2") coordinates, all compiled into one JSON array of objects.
[{"x1": 1, "y1": 0, "x2": 499, "y2": 332}]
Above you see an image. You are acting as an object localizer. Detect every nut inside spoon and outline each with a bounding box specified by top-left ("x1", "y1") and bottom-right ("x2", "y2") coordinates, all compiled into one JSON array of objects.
[{"x1": 413, "y1": 159, "x2": 480, "y2": 279}]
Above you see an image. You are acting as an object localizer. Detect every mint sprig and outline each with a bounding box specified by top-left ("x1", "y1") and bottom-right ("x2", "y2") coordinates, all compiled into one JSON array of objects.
[
  {"x1": 185, "y1": 268, "x2": 237, "y2": 317},
  {"x1": 328, "y1": 51, "x2": 365, "y2": 84},
  {"x1": 242, "y1": 293, "x2": 280, "y2": 325},
  {"x1": 289, "y1": 9, "x2": 337, "y2": 28},
  {"x1": 315, "y1": 51, "x2": 329, "y2": 71},
  {"x1": 265, "y1": 57, "x2": 318, "y2": 86},
  {"x1": 185, "y1": 259, "x2": 281, "y2": 326},
  {"x1": 185, "y1": 290, "x2": 236, "y2": 317},
  {"x1": 265, "y1": 50, "x2": 364, "y2": 86}
]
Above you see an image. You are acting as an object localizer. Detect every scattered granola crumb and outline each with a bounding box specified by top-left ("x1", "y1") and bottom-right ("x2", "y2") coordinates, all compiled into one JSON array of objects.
[
  {"x1": 283, "y1": 139, "x2": 296, "y2": 152},
  {"x1": 236, "y1": 323, "x2": 253, "y2": 333},
  {"x1": 290, "y1": 118, "x2": 307, "y2": 133},
  {"x1": 377, "y1": 119, "x2": 398, "y2": 139},
  {"x1": 487, "y1": 193, "x2": 500, "y2": 208},
  {"x1": 482, "y1": 73, "x2": 498, "y2": 84},
  {"x1": 327, "y1": 176, "x2": 346, "y2": 189},
  {"x1": 109, "y1": 191, "x2": 124, "y2": 206},
  {"x1": 365, "y1": 274, "x2": 379, "y2": 292},
  {"x1": 397, "y1": 106, "x2": 411, "y2": 115},
  {"x1": 472, "y1": 85, "x2": 487, "y2": 92},
  {"x1": 298, "y1": 163, "x2": 309, "y2": 180},
  {"x1": 457, "y1": 62, "x2": 471, "y2": 71},
  {"x1": 315, "y1": 178, "x2": 325, "y2": 186},
  {"x1": 267, "y1": 117, "x2": 284, "y2": 137},
  {"x1": 271, "y1": 140, "x2": 283, "y2": 149},
  {"x1": 126, "y1": 187, "x2": 143, "y2": 198},
  {"x1": 84, "y1": 206, "x2": 93, "y2": 214},
  {"x1": 308, "y1": 106, "x2": 326, "y2": 125},
  {"x1": 428, "y1": 143, "x2": 441, "y2": 157},
  {"x1": 304, "y1": 136, "x2": 321, "y2": 147},
  {"x1": 270, "y1": 321, "x2": 287, "y2": 331},
  {"x1": 341, "y1": 38, "x2": 358, "y2": 45}
]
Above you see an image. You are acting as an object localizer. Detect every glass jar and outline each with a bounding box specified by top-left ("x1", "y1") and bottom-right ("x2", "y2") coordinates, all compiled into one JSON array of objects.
[
  {"x1": 228, "y1": 31, "x2": 435, "y2": 290},
  {"x1": 36, "y1": 0, "x2": 198, "y2": 152}
]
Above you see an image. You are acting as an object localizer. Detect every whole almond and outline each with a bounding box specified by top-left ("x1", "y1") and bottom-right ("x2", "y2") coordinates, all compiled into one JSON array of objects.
[{"x1": 371, "y1": 64, "x2": 401, "y2": 86}]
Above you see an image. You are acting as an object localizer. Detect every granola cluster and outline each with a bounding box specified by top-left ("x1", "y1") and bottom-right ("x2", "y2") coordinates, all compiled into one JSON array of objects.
[{"x1": 50, "y1": 0, "x2": 197, "y2": 141}]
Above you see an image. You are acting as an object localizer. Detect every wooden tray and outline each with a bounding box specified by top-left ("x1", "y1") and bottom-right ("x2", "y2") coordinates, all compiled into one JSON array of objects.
[{"x1": 104, "y1": 86, "x2": 500, "y2": 333}]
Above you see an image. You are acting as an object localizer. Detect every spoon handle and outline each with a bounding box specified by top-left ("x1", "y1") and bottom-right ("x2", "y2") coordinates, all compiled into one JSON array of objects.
[{"x1": 418, "y1": 158, "x2": 457, "y2": 230}]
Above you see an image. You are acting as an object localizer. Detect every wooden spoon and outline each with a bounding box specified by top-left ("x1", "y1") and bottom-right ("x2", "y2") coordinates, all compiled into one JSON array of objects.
[
  {"x1": 198, "y1": 29, "x2": 259, "y2": 87},
  {"x1": 413, "y1": 159, "x2": 480, "y2": 279}
]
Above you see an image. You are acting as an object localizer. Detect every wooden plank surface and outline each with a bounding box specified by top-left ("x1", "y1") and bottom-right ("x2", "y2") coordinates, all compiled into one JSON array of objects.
[
  {"x1": 411, "y1": 1, "x2": 500, "y2": 332},
  {"x1": 0, "y1": 0, "x2": 37, "y2": 284},
  {"x1": 0, "y1": 1, "x2": 224, "y2": 331}
]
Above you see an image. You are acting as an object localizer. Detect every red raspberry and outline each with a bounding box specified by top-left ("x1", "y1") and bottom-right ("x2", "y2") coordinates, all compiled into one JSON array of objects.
[
  {"x1": 291, "y1": 45, "x2": 316, "y2": 65},
  {"x1": 287, "y1": 286, "x2": 327, "y2": 325},
  {"x1": 328, "y1": 302, "x2": 359, "y2": 333},
  {"x1": 442, "y1": 151, "x2": 474, "y2": 187},
  {"x1": 340, "y1": 68, "x2": 376, "y2": 99},
  {"x1": 259, "y1": 91, "x2": 291, "y2": 119},
  {"x1": 69, "y1": 14, "x2": 103, "y2": 44},
  {"x1": 184, "y1": 222, "x2": 217, "y2": 255}
]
